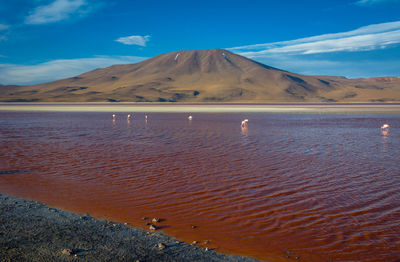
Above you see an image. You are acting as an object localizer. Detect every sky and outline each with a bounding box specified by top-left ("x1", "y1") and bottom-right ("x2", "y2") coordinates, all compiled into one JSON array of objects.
[{"x1": 0, "y1": 0, "x2": 400, "y2": 85}]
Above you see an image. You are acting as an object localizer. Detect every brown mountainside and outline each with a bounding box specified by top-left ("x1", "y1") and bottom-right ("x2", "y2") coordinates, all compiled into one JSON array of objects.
[{"x1": 1, "y1": 49, "x2": 399, "y2": 102}]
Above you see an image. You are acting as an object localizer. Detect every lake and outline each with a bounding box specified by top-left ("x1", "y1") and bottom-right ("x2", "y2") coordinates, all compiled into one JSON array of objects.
[{"x1": 0, "y1": 107, "x2": 399, "y2": 261}]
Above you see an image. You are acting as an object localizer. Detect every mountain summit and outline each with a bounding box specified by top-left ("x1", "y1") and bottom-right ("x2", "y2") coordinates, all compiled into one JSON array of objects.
[{"x1": 1, "y1": 49, "x2": 399, "y2": 102}]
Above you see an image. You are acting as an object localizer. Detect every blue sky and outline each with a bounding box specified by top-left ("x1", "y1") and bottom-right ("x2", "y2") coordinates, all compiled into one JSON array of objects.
[{"x1": 0, "y1": 0, "x2": 400, "y2": 85}]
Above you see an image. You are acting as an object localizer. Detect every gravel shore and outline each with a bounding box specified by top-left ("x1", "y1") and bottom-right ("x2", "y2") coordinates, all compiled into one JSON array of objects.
[{"x1": 0, "y1": 193, "x2": 259, "y2": 262}]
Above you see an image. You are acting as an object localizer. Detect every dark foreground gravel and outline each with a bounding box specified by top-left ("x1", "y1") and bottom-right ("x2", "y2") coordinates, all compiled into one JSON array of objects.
[{"x1": 0, "y1": 193, "x2": 259, "y2": 262}]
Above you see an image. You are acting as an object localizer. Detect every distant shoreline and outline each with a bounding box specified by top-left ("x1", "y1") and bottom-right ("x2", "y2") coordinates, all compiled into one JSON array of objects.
[
  {"x1": 1, "y1": 102, "x2": 399, "y2": 114},
  {"x1": 0, "y1": 192, "x2": 258, "y2": 262}
]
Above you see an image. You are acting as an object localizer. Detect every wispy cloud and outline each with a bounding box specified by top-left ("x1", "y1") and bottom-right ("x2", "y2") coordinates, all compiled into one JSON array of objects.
[
  {"x1": 228, "y1": 21, "x2": 400, "y2": 78},
  {"x1": 355, "y1": 0, "x2": 400, "y2": 6},
  {"x1": 0, "y1": 24, "x2": 9, "y2": 41},
  {"x1": 229, "y1": 21, "x2": 400, "y2": 57},
  {"x1": 0, "y1": 24, "x2": 9, "y2": 31},
  {"x1": 25, "y1": 0, "x2": 90, "y2": 24},
  {"x1": 244, "y1": 53, "x2": 400, "y2": 78},
  {"x1": 0, "y1": 56, "x2": 146, "y2": 85},
  {"x1": 115, "y1": 35, "x2": 150, "y2": 46}
]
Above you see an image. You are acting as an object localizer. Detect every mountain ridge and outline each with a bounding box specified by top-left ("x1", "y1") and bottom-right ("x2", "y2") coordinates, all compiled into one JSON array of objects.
[{"x1": 1, "y1": 49, "x2": 399, "y2": 102}]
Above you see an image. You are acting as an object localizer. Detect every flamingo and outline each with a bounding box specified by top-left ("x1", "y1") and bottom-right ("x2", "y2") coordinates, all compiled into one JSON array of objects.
[
  {"x1": 241, "y1": 119, "x2": 249, "y2": 127},
  {"x1": 381, "y1": 124, "x2": 391, "y2": 130},
  {"x1": 188, "y1": 115, "x2": 193, "y2": 120},
  {"x1": 145, "y1": 115, "x2": 148, "y2": 120},
  {"x1": 127, "y1": 114, "x2": 131, "y2": 119},
  {"x1": 112, "y1": 114, "x2": 116, "y2": 120}
]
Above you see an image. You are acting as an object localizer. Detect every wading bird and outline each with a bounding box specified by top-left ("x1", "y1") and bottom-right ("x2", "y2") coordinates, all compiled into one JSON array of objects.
[
  {"x1": 381, "y1": 124, "x2": 391, "y2": 130},
  {"x1": 241, "y1": 119, "x2": 249, "y2": 128}
]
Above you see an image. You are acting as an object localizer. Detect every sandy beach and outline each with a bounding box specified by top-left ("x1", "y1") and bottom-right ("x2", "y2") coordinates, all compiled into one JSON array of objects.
[{"x1": 0, "y1": 193, "x2": 259, "y2": 262}]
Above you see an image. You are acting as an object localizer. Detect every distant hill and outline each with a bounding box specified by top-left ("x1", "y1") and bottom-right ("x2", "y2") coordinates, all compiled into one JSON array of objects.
[{"x1": 1, "y1": 49, "x2": 399, "y2": 102}]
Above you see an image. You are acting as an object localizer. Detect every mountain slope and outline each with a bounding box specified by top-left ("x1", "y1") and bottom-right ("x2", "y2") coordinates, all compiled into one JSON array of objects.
[{"x1": 1, "y1": 49, "x2": 399, "y2": 102}]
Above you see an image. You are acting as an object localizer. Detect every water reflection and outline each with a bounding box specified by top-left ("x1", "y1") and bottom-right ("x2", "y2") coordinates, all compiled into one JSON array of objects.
[
  {"x1": 381, "y1": 128, "x2": 390, "y2": 154},
  {"x1": 240, "y1": 125, "x2": 248, "y2": 136}
]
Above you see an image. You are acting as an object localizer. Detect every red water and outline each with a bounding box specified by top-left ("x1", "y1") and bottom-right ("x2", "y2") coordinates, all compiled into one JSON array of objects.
[{"x1": 1, "y1": 112, "x2": 400, "y2": 261}]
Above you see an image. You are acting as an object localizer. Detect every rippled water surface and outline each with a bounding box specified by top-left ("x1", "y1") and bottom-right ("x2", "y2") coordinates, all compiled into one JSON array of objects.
[{"x1": 1, "y1": 111, "x2": 399, "y2": 261}]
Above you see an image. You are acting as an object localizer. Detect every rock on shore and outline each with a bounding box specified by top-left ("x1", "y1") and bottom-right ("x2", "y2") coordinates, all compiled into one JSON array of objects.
[{"x1": 0, "y1": 193, "x2": 259, "y2": 262}]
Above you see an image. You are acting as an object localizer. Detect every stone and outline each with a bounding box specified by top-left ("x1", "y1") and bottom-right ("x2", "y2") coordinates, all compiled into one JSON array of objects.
[
  {"x1": 157, "y1": 243, "x2": 166, "y2": 250},
  {"x1": 152, "y1": 218, "x2": 160, "y2": 223},
  {"x1": 61, "y1": 248, "x2": 76, "y2": 256},
  {"x1": 191, "y1": 241, "x2": 197, "y2": 245},
  {"x1": 149, "y1": 224, "x2": 157, "y2": 230},
  {"x1": 191, "y1": 225, "x2": 197, "y2": 229}
]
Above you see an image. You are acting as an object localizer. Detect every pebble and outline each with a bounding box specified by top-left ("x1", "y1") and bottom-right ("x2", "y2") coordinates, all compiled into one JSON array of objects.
[
  {"x1": 191, "y1": 225, "x2": 197, "y2": 229},
  {"x1": 149, "y1": 224, "x2": 157, "y2": 230},
  {"x1": 141, "y1": 217, "x2": 148, "y2": 220},
  {"x1": 157, "y1": 243, "x2": 166, "y2": 250},
  {"x1": 152, "y1": 218, "x2": 160, "y2": 223},
  {"x1": 145, "y1": 222, "x2": 152, "y2": 226},
  {"x1": 191, "y1": 241, "x2": 197, "y2": 245},
  {"x1": 203, "y1": 240, "x2": 210, "y2": 244},
  {"x1": 205, "y1": 247, "x2": 209, "y2": 251},
  {"x1": 61, "y1": 248, "x2": 76, "y2": 256}
]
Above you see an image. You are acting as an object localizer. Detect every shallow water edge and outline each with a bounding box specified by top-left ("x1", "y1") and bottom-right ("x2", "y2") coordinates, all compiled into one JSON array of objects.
[{"x1": 1, "y1": 102, "x2": 400, "y2": 113}]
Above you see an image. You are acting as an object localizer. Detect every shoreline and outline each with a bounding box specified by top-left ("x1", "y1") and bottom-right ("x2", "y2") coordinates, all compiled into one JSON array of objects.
[
  {"x1": 0, "y1": 192, "x2": 259, "y2": 262},
  {"x1": 0, "y1": 102, "x2": 400, "y2": 114}
]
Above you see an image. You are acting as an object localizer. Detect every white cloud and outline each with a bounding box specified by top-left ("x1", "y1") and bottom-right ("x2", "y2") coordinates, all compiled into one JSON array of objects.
[
  {"x1": 228, "y1": 21, "x2": 400, "y2": 78},
  {"x1": 115, "y1": 35, "x2": 150, "y2": 46},
  {"x1": 25, "y1": 0, "x2": 89, "y2": 24},
  {"x1": 0, "y1": 56, "x2": 146, "y2": 85},
  {"x1": 228, "y1": 21, "x2": 400, "y2": 57},
  {"x1": 355, "y1": 0, "x2": 400, "y2": 6},
  {"x1": 0, "y1": 24, "x2": 9, "y2": 30}
]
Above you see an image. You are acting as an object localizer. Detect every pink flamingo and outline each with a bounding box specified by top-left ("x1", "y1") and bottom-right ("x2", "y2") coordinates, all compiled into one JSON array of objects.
[{"x1": 241, "y1": 119, "x2": 249, "y2": 128}]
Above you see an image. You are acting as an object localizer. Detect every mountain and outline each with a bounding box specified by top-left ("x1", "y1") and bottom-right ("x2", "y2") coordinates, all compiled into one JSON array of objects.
[{"x1": 1, "y1": 49, "x2": 400, "y2": 102}]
